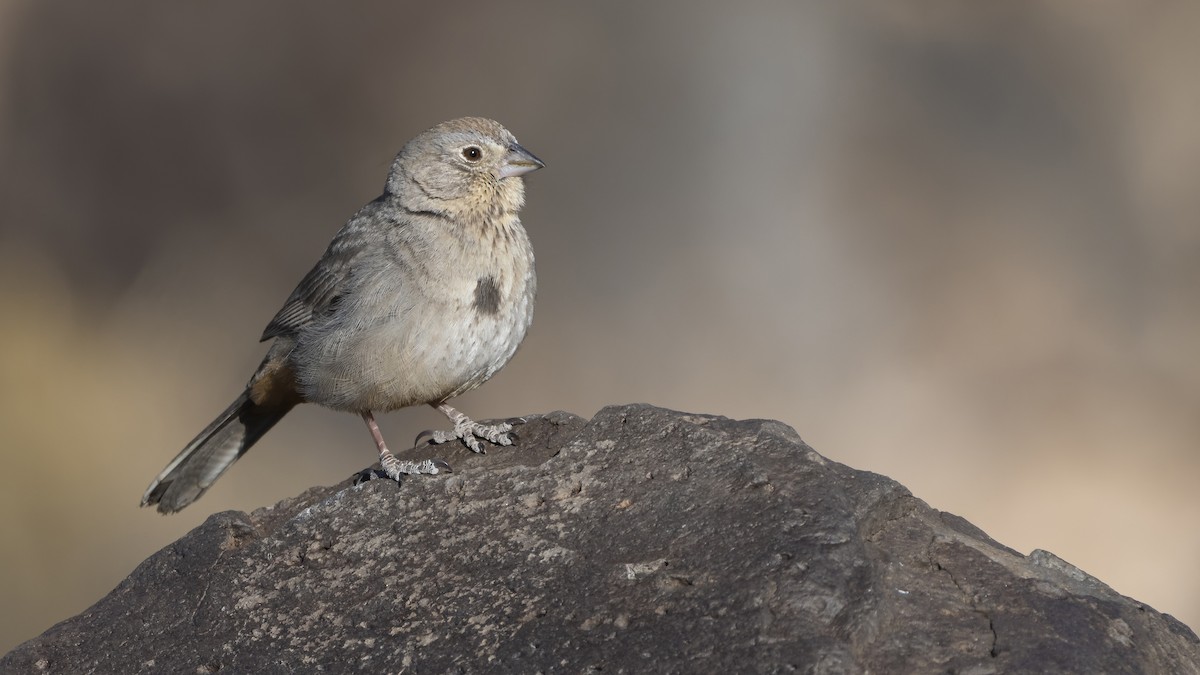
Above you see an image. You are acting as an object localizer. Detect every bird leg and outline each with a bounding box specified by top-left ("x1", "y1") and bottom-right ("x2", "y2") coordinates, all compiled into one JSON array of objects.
[
  {"x1": 428, "y1": 402, "x2": 514, "y2": 454},
  {"x1": 360, "y1": 411, "x2": 448, "y2": 482}
]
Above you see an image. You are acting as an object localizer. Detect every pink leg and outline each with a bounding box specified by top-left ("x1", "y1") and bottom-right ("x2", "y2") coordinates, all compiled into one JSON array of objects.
[{"x1": 360, "y1": 411, "x2": 447, "y2": 482}]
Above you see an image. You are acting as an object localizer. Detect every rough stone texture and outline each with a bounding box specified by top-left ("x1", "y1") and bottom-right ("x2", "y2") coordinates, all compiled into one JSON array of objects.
[{"x1": 3, "y1": 404, "x2": 1198, "y2": 674}]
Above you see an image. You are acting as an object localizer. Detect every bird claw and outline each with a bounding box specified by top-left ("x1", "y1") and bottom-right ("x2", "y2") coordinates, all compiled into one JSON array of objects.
[
  {"x1": 362, "y1": 455, "x2": 452, "y2": 484},
  {"x1": 353, "y1": 456, "x2": 451, "y2": 486},
  {"x1": 429, "y1": 419, "x2": 514, "y2": 454}
]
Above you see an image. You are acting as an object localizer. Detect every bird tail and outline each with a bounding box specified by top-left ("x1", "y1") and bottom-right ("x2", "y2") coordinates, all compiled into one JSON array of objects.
[{"x1": 141, "y1": 391, "x2": 294, "y2": 514}]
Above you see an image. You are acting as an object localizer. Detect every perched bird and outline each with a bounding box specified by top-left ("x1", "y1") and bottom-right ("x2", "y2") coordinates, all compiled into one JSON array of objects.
[{"x1": 142, "y1": 117, "x2": 544, "y2": 514}]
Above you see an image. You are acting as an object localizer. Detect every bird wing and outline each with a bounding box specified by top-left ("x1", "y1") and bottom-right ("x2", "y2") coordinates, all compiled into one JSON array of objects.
[{"x1": 260, "y1": 196, "x2": 389, "y2": 341}]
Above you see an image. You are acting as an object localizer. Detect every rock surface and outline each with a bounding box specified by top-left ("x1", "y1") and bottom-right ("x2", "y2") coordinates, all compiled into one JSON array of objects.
[{"x1": 3, "y1": 404, "x2": 1198, "y2": 674}]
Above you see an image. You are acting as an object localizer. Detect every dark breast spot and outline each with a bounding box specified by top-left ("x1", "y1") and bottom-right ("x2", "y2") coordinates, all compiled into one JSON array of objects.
[{"x1": 473, "y1": 275, "x2": 502, "y2": 315}]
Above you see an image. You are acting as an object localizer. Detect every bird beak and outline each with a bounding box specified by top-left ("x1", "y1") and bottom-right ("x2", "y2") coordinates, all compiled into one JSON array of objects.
[{"x1": 497, "y1": 143, "x2": 545, "y2": 179}]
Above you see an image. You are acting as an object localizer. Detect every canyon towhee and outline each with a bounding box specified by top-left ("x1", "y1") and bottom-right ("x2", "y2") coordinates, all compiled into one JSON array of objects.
[{"x1": 142, "y1": 117, "x2": 544, "y2": 513}]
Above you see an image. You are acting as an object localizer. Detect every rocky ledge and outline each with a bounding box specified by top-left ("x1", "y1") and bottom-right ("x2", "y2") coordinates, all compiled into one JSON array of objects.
[{"x1": 3, "y1": 404, "x2": 1197, "y2": 674}]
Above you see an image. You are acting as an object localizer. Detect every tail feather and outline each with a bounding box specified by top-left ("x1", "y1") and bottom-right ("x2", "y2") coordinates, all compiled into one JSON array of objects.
[{"x1": 142, "y1": 392, "x2": 294, "y2": 513}]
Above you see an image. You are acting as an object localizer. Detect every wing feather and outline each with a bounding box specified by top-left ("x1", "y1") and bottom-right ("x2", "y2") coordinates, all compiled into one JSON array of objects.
[{"x1": 260, "y1": 196, "x2": 391, "y2": 341}]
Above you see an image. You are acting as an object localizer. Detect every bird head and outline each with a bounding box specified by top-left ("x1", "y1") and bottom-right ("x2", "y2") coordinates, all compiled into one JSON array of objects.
[{"x1": 387, "y1": 117, "x2": 544, "y2": 222}]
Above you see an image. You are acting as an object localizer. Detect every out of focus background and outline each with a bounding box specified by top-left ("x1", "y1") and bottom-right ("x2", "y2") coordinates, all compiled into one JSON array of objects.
[{"x1": 1, "y1": 1, "x2": 1197, "y2": 652}]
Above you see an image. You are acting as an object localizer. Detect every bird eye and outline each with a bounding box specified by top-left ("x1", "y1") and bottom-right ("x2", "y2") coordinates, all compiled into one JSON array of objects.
[{"x1": 462, "y1": 146, "x2": 483, "y2": 162}]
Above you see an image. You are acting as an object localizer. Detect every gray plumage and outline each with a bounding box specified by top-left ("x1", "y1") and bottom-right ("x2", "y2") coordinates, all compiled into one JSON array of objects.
[{"x1": 142, "y1": 117, "x2": 543, "y2": 513}]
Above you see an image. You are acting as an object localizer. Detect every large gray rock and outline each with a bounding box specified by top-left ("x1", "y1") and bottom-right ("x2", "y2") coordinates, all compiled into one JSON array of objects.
[{"x1": 4, "y1": 404, "x2": 1197, "y2": 674}]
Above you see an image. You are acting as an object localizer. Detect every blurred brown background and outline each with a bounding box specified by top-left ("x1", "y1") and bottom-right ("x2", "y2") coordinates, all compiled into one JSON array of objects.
[{"x1": 1, "y1": 0, "x2": 1198, "y2": 653}]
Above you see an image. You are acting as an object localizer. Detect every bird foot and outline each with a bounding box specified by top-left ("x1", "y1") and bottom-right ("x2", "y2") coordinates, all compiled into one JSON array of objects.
[
  {"x1": 428, "y1": 418, "x2": 514, "y2": 454},
  {"x1": 356, "y1": 456, "x2": 451, "y2": 485}
]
